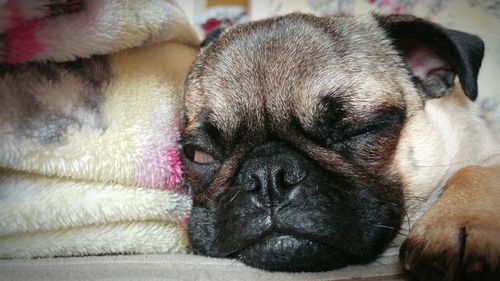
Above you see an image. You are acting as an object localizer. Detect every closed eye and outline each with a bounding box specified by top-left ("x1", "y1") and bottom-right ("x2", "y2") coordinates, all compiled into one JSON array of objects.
[
  {"x1": 183, "y1": 145, "x2": 215, "y2": 165},
  {"x1": 335, "y1": 125, "x2": 382, "y2": 143},
  {"x1": 326, "y1": 108, "x2": 405, "y2": 147}
]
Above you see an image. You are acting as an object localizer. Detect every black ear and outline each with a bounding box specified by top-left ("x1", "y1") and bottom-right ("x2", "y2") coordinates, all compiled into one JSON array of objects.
[
  {"x1": 375, "y1": 14, "x2": 484, "y2": 101},
  {"x1": 200, "y1": 26, "x2": 227, "y2": 48}
]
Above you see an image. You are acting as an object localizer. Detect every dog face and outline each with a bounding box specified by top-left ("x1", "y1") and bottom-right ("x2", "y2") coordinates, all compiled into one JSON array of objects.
[{"x1": 181, "y1": 13, "x2": 484, "y2": 272}]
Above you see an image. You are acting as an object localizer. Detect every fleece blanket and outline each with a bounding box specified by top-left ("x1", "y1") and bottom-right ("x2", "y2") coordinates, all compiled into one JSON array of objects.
[
  {"x1": 0, "y1": 0, "x2": 199, "y2": 258},
  {"x1": 0, "y1": 0, "x2": 198, "y2": 63}
]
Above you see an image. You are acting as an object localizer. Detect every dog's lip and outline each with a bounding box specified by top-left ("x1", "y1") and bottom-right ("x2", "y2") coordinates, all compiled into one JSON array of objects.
[
  {"x1": 227, "y1": 233, "x2": 303, "y2": 257},
  {"x1": 225, "y1": 231, "x2": 344, "y2": 258},
  {"x1": 228, "y1": 232, "x2": 352, "y2": 272}
]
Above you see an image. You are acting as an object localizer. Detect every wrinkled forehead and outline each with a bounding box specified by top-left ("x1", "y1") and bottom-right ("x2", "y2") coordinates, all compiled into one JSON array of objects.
[{"x1": 184, "y1": 14, "x2": 407, "y2": 136}]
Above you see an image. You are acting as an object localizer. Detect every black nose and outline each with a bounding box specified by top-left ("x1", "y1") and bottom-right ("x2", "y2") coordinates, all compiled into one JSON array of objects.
[{"x1": 237, "y1": 143, "x2": 310, "y2": 206}]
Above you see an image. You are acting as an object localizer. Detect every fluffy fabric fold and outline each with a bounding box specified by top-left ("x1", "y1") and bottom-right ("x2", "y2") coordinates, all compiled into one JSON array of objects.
[
  {"x1": 0, "y1": 0, "x2": 199, "y2": 258},
  {"x1": 0, "y1": 222, "x2": 188, "y2": 259},
  {"x1": 0, "y1": 170, "x2": 192, "y2": 259},
  {"x1": 0, "y1": 172, "x2": 190, "y2": 238},
  {"x1": 0, "y1": 0, "x2": 199, "y2": 63},
  {"x1": 0, "y1": 40, "x2": 197, "y2": 189}
]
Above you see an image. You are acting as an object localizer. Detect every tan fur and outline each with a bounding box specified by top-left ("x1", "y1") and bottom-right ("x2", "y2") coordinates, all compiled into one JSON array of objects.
[
  {"x1": 393, "y1": 85, "x2": 500, "y2": 221},
  {"x1": 402, "y1": 165, "x2": 500, "y2": 279},
  {"x1": 184, "y1": 14, "x2": 411, "y2": 138},
  {"x1": 183, "y1": 14, "x2": 417, "y2": 202},
  {"x1": 183, "y1": 12, "x2": 500, "y2": 277},
  {"x1": 394, "y1": 83, "x2": 500, "y2": 279}
]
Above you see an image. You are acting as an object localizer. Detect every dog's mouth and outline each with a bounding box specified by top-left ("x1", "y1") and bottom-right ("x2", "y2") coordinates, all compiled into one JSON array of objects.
[
  {"x1": 229, "y1": 232, "x2": 352, "y2": 272},
  {"x1": 188, "y1": 186, "x2": 403, "y2": 272},
  {"x1": 187, "y1": 159, "x2": 404, "y2": 272}
]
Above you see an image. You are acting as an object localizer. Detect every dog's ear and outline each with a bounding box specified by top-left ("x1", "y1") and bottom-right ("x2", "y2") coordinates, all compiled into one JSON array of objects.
[{"x1": 375, "y1": 14, "x2": 484, "y2": 101}]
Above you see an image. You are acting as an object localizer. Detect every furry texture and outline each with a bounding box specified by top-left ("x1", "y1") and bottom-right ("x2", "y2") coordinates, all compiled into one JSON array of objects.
[
  {"x1": 394, "y1": 86, "x2": 500, "y2": 227},
  {"x1": 0, "y1": 41, "x2": 197, "y2": 190},
  {"x1": 0, "y1": 0, "x2": 199, "y2": 63},
  {"x1": 0, "y1": 172, "x2": 190, "y2": 258},
  {"x1": 0, "y1": 0, "x2": 199, "y2": 258},
  {"x1": 182, "y1": 13, "x2": 500, "y2": 274}
]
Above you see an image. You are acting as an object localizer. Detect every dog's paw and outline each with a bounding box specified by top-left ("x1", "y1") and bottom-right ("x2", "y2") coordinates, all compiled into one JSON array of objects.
[
  {"x1": 400, "y1": 166, "x2": 500, "y2": 281},
  {"x1": 400, "y1": 222, "x2": 500, "y2": 281}
]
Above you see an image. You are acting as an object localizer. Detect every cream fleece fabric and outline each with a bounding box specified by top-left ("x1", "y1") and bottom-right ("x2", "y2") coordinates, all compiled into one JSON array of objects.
[
  {"x1": 0, "y1": 0, "x2": 199, "y2": 63},
  {"x1": 0, "y1": 0, "x2": 199, "y2": 258},
  {"x1": 0, "y1": 172, "x2": 190, "y2": 259}
]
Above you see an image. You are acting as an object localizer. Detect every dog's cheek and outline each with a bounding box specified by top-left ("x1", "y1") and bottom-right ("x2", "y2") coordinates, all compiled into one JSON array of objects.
[
  {"x1": 188, "y1": 207, "x2": 218, "y2": 256},
  {"x1": 391, "y1": 112, "x2": 450, "y2": 213},
  {"x1": 182, "y1": 170, "x2": 204, "y2": 205},
  {"x1": 181, "y1": 160, "x2": 217, "y2": 206}
]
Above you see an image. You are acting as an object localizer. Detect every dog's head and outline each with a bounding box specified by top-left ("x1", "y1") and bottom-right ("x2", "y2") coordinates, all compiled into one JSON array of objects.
[{"x1": 181, "y1": 13, "x2": 484, "y2": 272}]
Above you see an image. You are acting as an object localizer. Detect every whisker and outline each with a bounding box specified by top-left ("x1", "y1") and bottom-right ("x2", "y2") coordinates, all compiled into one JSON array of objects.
[
  {"x1": 405, "y1": 194, "x2": 427, "y2": 203},
  {"x1": 373, "y1": 224, "x2": 396, "y2": 230},
  {"x1": 402, "y1": 205, "x2": 411, "y2": 229},
  {"x1": 228, "y1": 191, "x2": 241, "y2": 202}
]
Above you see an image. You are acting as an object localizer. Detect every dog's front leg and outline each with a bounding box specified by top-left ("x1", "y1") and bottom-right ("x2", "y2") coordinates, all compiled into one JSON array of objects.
[{"x1": 400, "y1": 165, "x2": 500, "y2": 281}]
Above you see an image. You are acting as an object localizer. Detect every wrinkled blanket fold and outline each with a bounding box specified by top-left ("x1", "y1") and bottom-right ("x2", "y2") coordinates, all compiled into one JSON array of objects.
[
  {"x1": 1, "y1": 42, "x2": 192, "y2": 189},
  {"x1": 0, "y1": 172, "x2": 190, "y2": 258},
  {"x1": 0, "y1": 0, "x2": 199, "y2": 63},
  {"x1": 0, "y1": 0, "x2": 199, "y2": 258}
]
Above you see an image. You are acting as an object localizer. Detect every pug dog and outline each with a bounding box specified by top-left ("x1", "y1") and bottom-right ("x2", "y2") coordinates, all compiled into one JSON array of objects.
[{"x1": 181, "y1": 13, "x2": 500, "y2": 280}]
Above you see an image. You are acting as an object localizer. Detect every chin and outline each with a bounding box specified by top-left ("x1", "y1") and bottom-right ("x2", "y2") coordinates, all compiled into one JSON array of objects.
[
  {"x1": 188, "y1": 180, "x2": 402, "y2": 273},
  {"x1": 232, "y1": 235, "x2": 350, "y2": 272}
]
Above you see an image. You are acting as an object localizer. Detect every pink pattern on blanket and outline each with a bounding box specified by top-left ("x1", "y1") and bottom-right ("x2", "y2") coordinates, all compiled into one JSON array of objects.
[
  {"x1": 4, "y1": 19, "x2": 44, "y2": 63},
  {"x1": 0, "y1": 0, "x2": 198, "y2": 64},
  {"x1": 137, "y1": 119, "x2": 183, "y2": 190},
  {"x1": 5, "y1": 1, "x2": 25, "y2": 31},
  {"x1": 137, "y1": 144, "x2": 182, "y2": 190},
  {"x1": 165, "y1": 148, "x2": 183, "y2": 188},
  {"x1": 3, "y1": 0, "x2": 84, "y2": 30},
  {"x1": 182, "y1": 217, "x2": 190, "y2": 227},
  {"x1": 3, "y1": 1, "x2": 45, "y2": 64}
]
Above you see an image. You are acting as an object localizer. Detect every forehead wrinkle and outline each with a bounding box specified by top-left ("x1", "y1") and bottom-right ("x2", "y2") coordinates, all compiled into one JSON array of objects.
[
  {"x1": 293, "y1": 72, "x2": 355, "y2": 132},
  {"x1": 295, "y1": 74, "x2": 405, "y2": 133},
  {"x1": 263, "y1": 34, "x2": 340, "y2": 132},
  {"x1": 206, "y1": 84, "x2": 267, "y2": 143},
  {"x1": 188, "y1": 13, "x2": 410, "y2": 142},
  {"x1": 202, "y1": 38, "x2": 269, "y2": 137},
  {"x1": 205, "y1": 17, "x2": 341, "y2": 138},
  {"x1": 345, "y1": 77, "x2": 405, "y2": 116}
]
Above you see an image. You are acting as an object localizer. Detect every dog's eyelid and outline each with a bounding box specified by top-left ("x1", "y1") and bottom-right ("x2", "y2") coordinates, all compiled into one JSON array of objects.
[
  {"x1": 178, "y1": 138, "x2": 192, "y2": 146},
  {"x1": 194, "y1": 149, "x2": 215, "y2": 165},
  {"x1": 330, "y1": 108, "x2": 405, "y2": 143},
  {"x1": 354, "y1": 110, "x2": 403, "y2": 129},
  {"x1": 181, "y1": 136, "x2": 218, "y2": 152},
  {"x1": 183, "y1": 144, "x2": 217, "y2": 165}
]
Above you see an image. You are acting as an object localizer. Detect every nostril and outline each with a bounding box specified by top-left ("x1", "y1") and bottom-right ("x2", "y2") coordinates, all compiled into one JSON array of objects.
[
  {"x1": 275, "y1": 169, "x2": 285, "y2": 186},
  {"x1": 243, "y1": 174, "x2": 260, "y2": 192},
  {"x1": 237, "y1": 149, "x2": 311, "y2": 198}
]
